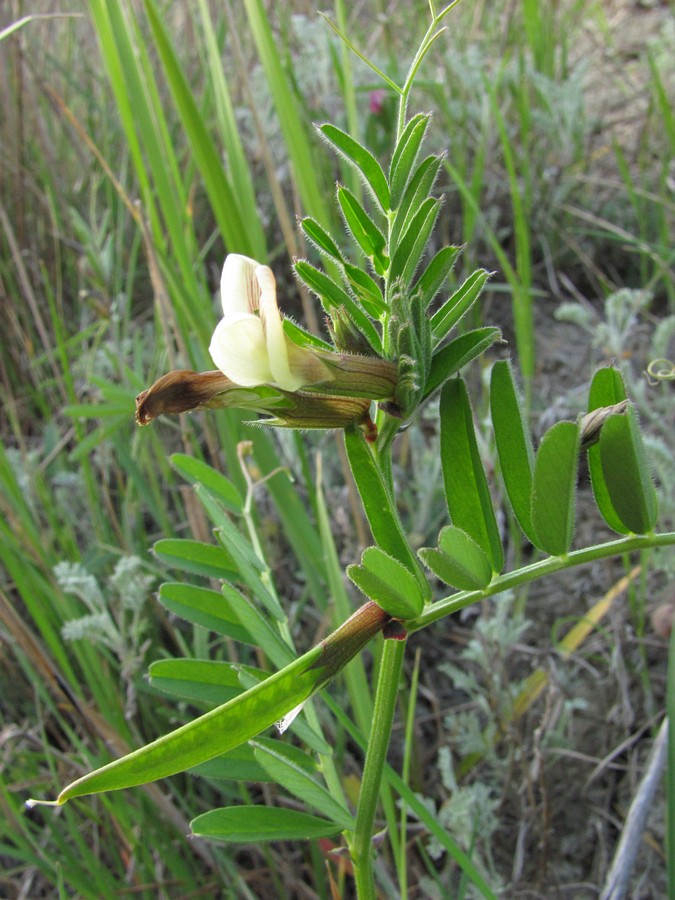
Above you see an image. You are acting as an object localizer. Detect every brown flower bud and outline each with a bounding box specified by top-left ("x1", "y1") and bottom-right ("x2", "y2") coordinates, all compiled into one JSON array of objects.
[{"x1": 135, "y1": 370, "x2": 236, "y2": 425}]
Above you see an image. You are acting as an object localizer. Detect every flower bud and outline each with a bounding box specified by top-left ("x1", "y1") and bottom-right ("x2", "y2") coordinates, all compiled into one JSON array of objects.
[
  {"x1": 311, "y1": 351, "x2": 398, "y2": 400},
  {"x1": 135, "y1": 370, "x2": 236, "y2": 425},
  {"x1": 579, "y1": 400, "x2": 630, "y2": 451},
  {"x1": 329, "y1": 306, "x2": 380, "y2": 357},
  {"x1": 262, "y1": 391, "x2": 374, "y2": 431}
]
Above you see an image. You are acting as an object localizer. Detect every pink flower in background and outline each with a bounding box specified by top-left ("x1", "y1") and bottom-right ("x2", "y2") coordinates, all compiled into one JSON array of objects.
[{"x1": 369, "y1": 89, "x2": 386, "y2": 115}]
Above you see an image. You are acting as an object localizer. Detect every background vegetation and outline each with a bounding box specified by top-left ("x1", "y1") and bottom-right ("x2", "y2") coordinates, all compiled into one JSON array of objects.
[{"x1": 1, "y1": 0, "x2": 673, "y2": 896}]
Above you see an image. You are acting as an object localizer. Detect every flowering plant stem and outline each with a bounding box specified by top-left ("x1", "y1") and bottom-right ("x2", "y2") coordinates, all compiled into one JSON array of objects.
[{"x1": 351, "y1": 629, "x2": 407, "y2": 899}]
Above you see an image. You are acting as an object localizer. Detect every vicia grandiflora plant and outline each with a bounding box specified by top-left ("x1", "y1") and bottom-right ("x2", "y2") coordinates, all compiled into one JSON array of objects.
[{"x1": 30, "y1": 4, "x2": 675, "y2": 899}]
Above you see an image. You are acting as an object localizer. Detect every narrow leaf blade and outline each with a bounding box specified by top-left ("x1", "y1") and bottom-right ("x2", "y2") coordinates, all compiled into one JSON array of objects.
[
  {"x1": 149, "y1": 658, "x2": 242, "y2": 704},
  {"x1": 171, "y1": 453, "x2": 243, "y2": 513},
  {"x1": 414, "y1": 244, "x2": 461, "y2": 310},
  {"x1": 337, "y1": 186, "x2": 387, "y2": 266},
  {"x1": 389, "y1": 197, "x2": 440, "y2": 288},
  {"x1": 389, "y1": 113, "x2": 430, "y2": 208},
  {"x1": 158, "y1": 582, "x2": 252, "y2": 643}
]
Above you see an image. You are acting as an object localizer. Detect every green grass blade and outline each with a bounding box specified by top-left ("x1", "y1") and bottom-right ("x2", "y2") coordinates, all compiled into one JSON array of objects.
[
  {"x1": 194, "y1": 0, "x2": 267, "y2": 258},
  {"x1": 252, "y1": 739, "x2": 355, "y2": 829},
  {"x1": 144, "y1": 0, "x2": 259, "y2": 257},
  {"x1": 243, "y1": 0, "x2": 332, "y2": 225},
  {"x1": 315, "y1": 462, "x2": 373, "y2": 735}
]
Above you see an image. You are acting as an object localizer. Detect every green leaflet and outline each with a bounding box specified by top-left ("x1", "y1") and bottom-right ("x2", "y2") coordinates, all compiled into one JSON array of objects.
[
  {"x1": 319, "y1": 122, "x2": 390, "y2": 211},
  {"x1": 158, "y1": 582, "x2": 252, "y2": 644},
  {"x1": 191, "y1": 806, "x2": 343, "y2": 843},
  {"x1": 586, "y1": 367, "x2": 629, "y2": 534},
  {"x1": 189, "y1": 744, "x2": 269, "y2": 783},
  {"x1": 430, "y1": 268, "x2": 491, "y2": 342},
  {"x1": 337, "y1": 186, "x2": 388, "y2": 273},
  {"x1": 390, "y1": 155, "x2": 443, "y2": 255},
  {"x1": 344, "y1": 428, "x2": 430, "y2": 600},
  {"x1": 419, "y1": 526, "x2": 492, "y2": 591},
  {"x1": 414, "y1": 244, "x2": 461, "y2": 310},
  {"x1": 191, "y1": 738, "x2": 318, "y2": 784},
  {"x1": 171, "y1": 453, "x2": 243, "y2": 513},
  {"x1": 300, "y1": 216, "x2": 345, "y2": 262},
  {"x1": 153, "y1": 538, "x2": 237, "y2": 580},
  {"x1": 342, "y1": 262, "x2": 387, "y2": 318},
  {"x1": 490, "y1": 360, "x2": 536, "y2": 543},
  {"x1": 348, "y1": 546, "x2": 425, "y2": 618},
  {"x1": 294, "y1": 259, "x2": 382, "y2": 354},
  {"x1": 149, "y1": 658, "x2": 243, "y2": 705},
  {"x1": 530, "y1": 421, "x2": 580, "y2": 556},
  {"x1": 424, "y1": 328, "x2": 502, "y2": 400},
  {"x1": 195, "y1": 486, "x2": 285, "y2": 620},
  {"x1": 283, "y1": 318, "x2": 334, "y2": 353},
  {"x1": 440, "y1": 379, "x2": 504, "y2": 573},
  {"x1": 389, "y1": 197, "x2": 440, "y2": 288},
  {"x1": 389, "y1": 113, "x2": 430, "y2": 209},
  {"x1": 252, "y1": 739, "x2": 355, "y2": 829},
  {"x1": 599, "y1": 408, "x2": 658, "y2": 534}
]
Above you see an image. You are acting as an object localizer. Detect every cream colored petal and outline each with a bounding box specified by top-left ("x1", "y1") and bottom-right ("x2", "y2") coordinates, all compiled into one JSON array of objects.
[
  {"x1": 209, "y1": 315, "x2": 274, "y2": 386},
  {"x1": 220, "y1": 254, "x2": 262, "y2": 317},
  {"x1": 256, "y1": 265, "x2": 306, "y2": 391}
]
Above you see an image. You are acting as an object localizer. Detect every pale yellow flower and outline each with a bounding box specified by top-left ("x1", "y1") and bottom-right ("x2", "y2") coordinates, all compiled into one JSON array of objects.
[{"x1": 209, "y1": 255, "x2": 330, "y2": 391}]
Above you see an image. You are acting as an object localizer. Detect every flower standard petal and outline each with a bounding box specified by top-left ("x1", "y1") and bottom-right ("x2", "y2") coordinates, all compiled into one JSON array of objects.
[
  {"x1": 255, "y1": 265, "x2": 303, "y2": 391},
  {"x1": 220, "y1": 254, "x2": 262, "y2": 316},
  {"x1": 209, "y1": 315, "x2": 274, "y2": 386}
]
